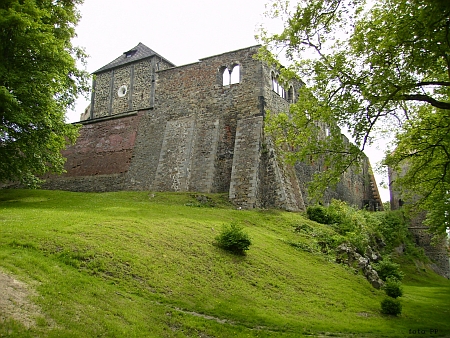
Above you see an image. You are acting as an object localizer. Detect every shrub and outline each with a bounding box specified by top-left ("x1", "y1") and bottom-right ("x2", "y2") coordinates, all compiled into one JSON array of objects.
[
  {"x1": 383, "y1": 277, "x2": 403, "y2": 298},
  {"x1": 306, "y1": 205, "x2": 333, "y2": 224},
  {"x1": 373, "y1": 258, "x2": 404, "y2": 281},
  {"x1": 380, "y1": 297, "x2": 402, "y2": 316},
  {"x1": 215, "y1": 223, "x2": 251, "y2": 255}
]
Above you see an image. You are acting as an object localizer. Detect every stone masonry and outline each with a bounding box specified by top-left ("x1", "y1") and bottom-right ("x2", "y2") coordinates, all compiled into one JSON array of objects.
[
  {"x1": 389, "y1": 165, "x2": 450, "y2": 278},
  {"x1": 43, "y1": 43, "x2": 382, "y2": 212}
]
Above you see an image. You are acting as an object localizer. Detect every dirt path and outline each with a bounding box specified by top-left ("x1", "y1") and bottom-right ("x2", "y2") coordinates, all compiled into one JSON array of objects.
[{"x1": 0, "y1": 270, "x2": 42, "y2": 328}]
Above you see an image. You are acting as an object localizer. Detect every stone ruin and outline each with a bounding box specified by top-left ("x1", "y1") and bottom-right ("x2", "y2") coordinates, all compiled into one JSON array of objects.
[{"x1": 42, "y1": 43, "x2": 383, "y2": 212}]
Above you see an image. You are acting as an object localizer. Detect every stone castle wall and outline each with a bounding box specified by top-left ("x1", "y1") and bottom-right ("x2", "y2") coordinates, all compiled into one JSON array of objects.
[{"x1": 42, "y1": 45, "x2": 380, "y2": 213}]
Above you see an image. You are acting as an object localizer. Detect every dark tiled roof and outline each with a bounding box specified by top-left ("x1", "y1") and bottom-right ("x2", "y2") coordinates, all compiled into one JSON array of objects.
[{"x1": 93, "y1": 42, "x2": 175, "y2": 74}]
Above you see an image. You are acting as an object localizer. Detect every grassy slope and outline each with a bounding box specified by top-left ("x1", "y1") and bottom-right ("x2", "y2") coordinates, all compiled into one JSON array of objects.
[{"x1": 0, "y1": 189, "x2": 449, "y2": 337}]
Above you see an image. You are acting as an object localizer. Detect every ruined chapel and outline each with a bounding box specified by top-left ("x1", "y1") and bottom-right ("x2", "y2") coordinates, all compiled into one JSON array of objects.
[{"x1": 43, "y1": 43, "x2": 382, "y2": 211}]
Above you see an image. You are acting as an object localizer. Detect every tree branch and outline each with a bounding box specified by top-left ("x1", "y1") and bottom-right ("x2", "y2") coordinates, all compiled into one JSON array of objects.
[
  {"x1": 402, "y1": 94, "x2": 450, "y2": 110},
  {"x1": 416, "y1": 81, "x2": 450, "y2": 87}
]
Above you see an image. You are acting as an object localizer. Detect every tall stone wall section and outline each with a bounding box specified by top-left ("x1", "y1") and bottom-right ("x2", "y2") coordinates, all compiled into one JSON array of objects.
[
  {"x1": 259, "y1": 142, "x2": 305, "y2": 211},
  {"x1": 153, "y1": 117, "x2": 196, "y2": 191},
  {"x1": 151, "y1": 47, "x2": 265, "y2": 196},
  {"x1": 92, "y1": 72, "x2": 111, "y2": 118},
  {"x1": 229, "y1": 116, "x2": 263, "y2": 208},
  {"x1": 124, "y1": 110, "x2": 166, "y2": 190},
  {"x1": 189, "y1": 118, "x2": 220, "y2": 192}
]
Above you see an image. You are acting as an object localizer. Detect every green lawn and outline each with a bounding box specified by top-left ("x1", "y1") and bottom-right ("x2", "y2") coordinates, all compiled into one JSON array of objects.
[{"x1": 0, "y1": 189, "x2": 449, "y2": 337}]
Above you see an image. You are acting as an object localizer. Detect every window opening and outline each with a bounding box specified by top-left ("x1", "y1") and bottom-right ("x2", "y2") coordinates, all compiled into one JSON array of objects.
[
  {"x1": 230, "y1": 64, "x2": 240, "y2": 84},
  {"x1": 222, "y1": 67, "x2": 230, "y2": 86},
  {"x1": 272, "y1": 74, "x2": 289, "y2": 100},
  {"x1": 124, "y1": 49, "x2": 137, "y2": 58},
  {"x1": 288, "y1": 86, "x2": 294, "y2": 102},
  {"x1": 117, "y1": 85, "x2": 127, "y2": 97}
]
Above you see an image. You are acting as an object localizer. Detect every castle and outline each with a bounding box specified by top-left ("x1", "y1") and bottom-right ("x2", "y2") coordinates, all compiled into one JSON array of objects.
[{"x1": 43, "y1": 43, "x2": 382, "y2": 211}]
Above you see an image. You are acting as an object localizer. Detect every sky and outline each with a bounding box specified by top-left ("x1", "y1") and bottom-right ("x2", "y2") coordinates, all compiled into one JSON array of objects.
[{"x1": 69, "y1": 0, "x2": 391, "y2": 202}]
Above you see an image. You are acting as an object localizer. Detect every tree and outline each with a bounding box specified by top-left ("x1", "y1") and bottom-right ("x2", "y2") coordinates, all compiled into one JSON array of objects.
[
  {"x1": 0, "y1": 0, "x2": 89, "y2": 186},
  {"x1": 259, "y1": 0, "x2": 450, "y2": 235}
]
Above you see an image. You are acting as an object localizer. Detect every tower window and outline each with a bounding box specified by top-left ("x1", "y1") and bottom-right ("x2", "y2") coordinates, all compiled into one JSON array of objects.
[
  {"x1": 222, "y1": 67, "x2": 230, "y2": 86},
  {"x1": 230, "y1": 64, "x2": 240, "y2": 84},
  {"x1": 221, "y1": 64, "x2": 241, "y2": 86},
  {"x1": 271, "y1": 73, "x2": 288, "y2": 100}
]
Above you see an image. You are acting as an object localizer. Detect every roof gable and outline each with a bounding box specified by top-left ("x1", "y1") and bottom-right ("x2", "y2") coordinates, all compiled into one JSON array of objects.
[{"x1": 93, "y1": 43, "x2": 175, "y2": 74}]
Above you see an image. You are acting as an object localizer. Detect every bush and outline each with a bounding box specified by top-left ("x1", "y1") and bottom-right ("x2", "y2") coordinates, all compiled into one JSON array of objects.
[
  {"x1": 306, "y1": 205, "x2": 334, "y2": 224},
  {"x1": 373, "y1": 258, "x2": 404, "y2": 281},
  {"x1": 383, "y1": 277, "x2": 403, "y2": 298},
  {"x1": 215, "y1": 223, "x2": 251, "y2": 255},
  {"x1": 381, "y1": 297, "x2": 402, "y2": 316}
]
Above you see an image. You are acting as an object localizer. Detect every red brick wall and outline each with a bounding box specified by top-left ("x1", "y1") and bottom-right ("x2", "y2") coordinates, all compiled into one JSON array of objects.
[{"x1": 62, "y1": 114, "x2": 141, "y2": 177}]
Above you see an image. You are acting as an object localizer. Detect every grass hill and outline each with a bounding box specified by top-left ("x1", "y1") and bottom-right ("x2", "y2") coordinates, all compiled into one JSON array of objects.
[{"x1": 0, "y1": 189, "x2": 449, "y2": 337}]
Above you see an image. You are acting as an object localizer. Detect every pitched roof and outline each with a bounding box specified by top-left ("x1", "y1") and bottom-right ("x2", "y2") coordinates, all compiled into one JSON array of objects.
[{"x1": 93, "y1": 42, "x2": 175, "y2": 74}]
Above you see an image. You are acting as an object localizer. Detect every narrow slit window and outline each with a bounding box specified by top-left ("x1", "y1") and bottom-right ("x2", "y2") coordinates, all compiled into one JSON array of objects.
[{"x1": 288, "y1": 86, "x2": 294, "y2": 102}]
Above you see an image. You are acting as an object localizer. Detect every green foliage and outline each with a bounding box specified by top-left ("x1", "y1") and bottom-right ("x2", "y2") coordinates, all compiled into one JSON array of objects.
[
  {"x1": 380, "y1": 297, "x2": 402, "y2": 316},
  {"x1": 215, "y1": 223, "x2": 252, "y2": 255},
  {"x1": 384, "y1": 106, "x2": 450, "y2": 236},
  {"x1": 383, "y1": 277, "x2": 403, "y2": 298},
  {"x1": 377, "y1": 211, "x2": 409, "y2": 251},
  {"x1": 0, "y1": 0, "x2": 89, "y2": 185},
  {"x1": 329, "y1": 200, "x2": 381, "y2": 254},
  {"x1": 375, "y1": 210, "x2": 428, "y2": 260},
  {"x1": 306, "y1": 205, "x2": 336, "y2": 224},
  {"x1": 259, "y1": 0, "x2": 450, "y2": 237},
  {"x1": 306, "y1": 200, "x2": 384, "y2": 255},
  {"x1": 373, "y1": 259, "x2": 404, "y2": 282}
]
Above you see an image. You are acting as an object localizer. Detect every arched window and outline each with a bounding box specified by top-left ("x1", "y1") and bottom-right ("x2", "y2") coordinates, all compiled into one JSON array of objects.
[
  {"x1": 221, "y1": 67, "x2": 230, "y2": 86},
  {"x1": 271, "y1": 73, "x2": 277, "y2": 91},
  {"x1": 230, "y1": 64, "x2": 240, "y2": 84},
  {"x1": 272, "y1": 73, "x2": 289, "y2": 100},
  {"x1": 221, "y1": 64, "x2": 241, "y2": 86}
]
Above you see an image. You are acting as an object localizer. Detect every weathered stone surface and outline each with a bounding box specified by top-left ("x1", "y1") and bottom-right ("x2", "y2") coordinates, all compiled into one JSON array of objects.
[
  {"x1": 336, "y1": 243, "x2": 384, "y2": 289},
  {"x1": 229, "y1": 116, "x2": 263, "y2": 209},
  {"x1": 364, "y1": 265, "x2": 383, "y2": 289},
  {"x1": 42, "y1": 44, "x2": 382, "y2": 212}
]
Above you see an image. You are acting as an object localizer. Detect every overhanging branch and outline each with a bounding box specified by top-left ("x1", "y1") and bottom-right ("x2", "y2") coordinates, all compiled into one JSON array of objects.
[{"x1": 402, "y1": 94, "x2": 450, "y2": 110}]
